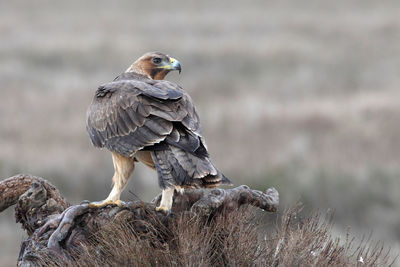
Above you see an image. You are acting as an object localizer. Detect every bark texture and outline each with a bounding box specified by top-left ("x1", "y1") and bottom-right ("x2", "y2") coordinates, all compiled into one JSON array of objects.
[{"x1": 0, "y1": 174, "x2": 279, "y2": 266}]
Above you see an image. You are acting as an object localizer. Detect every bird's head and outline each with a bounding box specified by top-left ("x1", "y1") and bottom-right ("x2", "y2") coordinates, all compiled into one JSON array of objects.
[{"x1": 125, "y1": 52, "x2": 182, "y2": 80}]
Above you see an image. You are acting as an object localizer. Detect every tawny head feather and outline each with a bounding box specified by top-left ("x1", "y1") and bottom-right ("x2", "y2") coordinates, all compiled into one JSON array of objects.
[{"x1": 126, "y1": 52, "x2": 181, "y2": 80}]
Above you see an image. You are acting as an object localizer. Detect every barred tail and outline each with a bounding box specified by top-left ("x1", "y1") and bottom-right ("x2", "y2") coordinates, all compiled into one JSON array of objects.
[{"x1": 151, "y1": 145, "x2": 232, "y2": 189}]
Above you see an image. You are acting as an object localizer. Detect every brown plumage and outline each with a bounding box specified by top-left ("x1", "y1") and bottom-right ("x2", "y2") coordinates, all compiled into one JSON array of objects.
[{"x1": 86, "y1": 52, "x2": 231, "y2": 212}]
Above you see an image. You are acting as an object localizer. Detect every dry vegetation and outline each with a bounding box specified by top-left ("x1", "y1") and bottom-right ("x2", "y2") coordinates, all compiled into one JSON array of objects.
[
  {"x1": 35, "y1": 206, "x2": 394, "y2": 266},
  {"x1": 4, "y1": 175, "x2": 393, "y2": 266}
]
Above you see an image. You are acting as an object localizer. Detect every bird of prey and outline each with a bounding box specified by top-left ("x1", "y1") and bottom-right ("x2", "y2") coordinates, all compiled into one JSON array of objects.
[{"x1": 86, "y1": 52, "x2": 231, "y2": 212}]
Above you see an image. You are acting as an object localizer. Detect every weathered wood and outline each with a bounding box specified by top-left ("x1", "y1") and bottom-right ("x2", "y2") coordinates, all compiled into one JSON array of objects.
[
  {"x1": 0, "y1": 174, "x2": 279, "y2": 266},
  {"x1": 0, "y1": 174, "x2": 69, "y2": 213}
]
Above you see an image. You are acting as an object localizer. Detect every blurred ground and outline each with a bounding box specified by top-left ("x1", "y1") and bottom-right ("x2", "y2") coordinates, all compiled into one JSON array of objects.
[{"x1": 0, "y1": 0, "x2": 399, "y2": 265}]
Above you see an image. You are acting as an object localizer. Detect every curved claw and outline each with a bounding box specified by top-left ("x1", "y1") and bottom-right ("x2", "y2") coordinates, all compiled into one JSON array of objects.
[
  {"x1": 155, "y1": 205, "x2": 170, "y2": 214},
  {"x1": 115, "y1": 200, "x2": 126, "y2": 207}
]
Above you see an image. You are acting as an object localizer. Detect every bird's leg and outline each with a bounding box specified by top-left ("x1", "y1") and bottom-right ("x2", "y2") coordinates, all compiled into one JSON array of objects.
[
  {"x1": 156, "y1": 187, "x2": 175, "y2": 213},
  {"x1": 89, "y1": 152, "x2": 135, "y2": 208}
]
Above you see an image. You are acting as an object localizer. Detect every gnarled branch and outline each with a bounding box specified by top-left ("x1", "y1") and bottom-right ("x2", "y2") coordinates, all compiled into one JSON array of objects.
[
  {"x1": 0, "y1": 175, "x2": 278, "y2": 266},
  {"x1": 0, "y1": 174, "x2": 69, "y2": 213}
]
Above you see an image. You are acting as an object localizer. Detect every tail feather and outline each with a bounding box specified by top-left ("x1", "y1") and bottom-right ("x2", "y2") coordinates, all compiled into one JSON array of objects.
[
  {"x1": 151, "y1": 145, "x2": 231, "y2": 189},
  {"x1": 150, "y1": 146, "x2": 186, "y2": 188},
  {"x1": 219, "y1": 172, "x2": 233, "y2": 186}
]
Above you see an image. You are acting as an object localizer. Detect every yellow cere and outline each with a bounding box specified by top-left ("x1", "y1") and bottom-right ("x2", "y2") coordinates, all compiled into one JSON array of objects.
[{"x1": 157, "y1": 57, "x2": 177, "y2": 70}]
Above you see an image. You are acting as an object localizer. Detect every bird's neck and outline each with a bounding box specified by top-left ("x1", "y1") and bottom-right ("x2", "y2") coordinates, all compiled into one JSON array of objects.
[{"x1": 125, "y1": 64, "x2": 151, "y2": 79}]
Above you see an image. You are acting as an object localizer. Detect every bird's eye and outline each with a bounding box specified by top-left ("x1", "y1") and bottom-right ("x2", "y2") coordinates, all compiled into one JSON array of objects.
[{"x1": 152, "y1": 57, "x2": 162, "y2": 64}]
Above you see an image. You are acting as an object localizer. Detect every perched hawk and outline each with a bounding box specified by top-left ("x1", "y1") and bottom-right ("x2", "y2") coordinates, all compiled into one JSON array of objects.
[{"x1": 86, "y1": 52, "x2": 231, "y2": 212}]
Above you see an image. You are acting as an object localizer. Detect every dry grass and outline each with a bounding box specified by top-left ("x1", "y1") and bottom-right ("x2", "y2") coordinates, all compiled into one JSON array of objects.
[{"x1": 37, "y1": 205, "x2": 395, "y2": 267}]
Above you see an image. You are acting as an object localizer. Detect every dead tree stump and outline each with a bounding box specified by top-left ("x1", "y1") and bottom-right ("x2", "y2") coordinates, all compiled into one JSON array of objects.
[{"x1": 0, "y1": 174, "x2": 279, "y2": 266}]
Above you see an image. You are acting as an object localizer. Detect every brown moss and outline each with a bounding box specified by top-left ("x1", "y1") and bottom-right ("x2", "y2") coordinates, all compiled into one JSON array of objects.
[{"x1": 36, "y1": 205, "x2": 395, "y2": 267}]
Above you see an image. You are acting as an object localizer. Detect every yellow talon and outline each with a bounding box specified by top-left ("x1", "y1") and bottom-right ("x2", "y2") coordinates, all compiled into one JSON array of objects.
[
  {"x1": 114, "y1": 200, "x2": 125, "y2": 206},
  {"x1": 156, "y1": 205, "x2": 170, "y2": 213}
]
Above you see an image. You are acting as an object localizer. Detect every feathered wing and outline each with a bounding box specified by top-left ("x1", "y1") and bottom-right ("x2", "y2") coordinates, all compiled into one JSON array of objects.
[{"x1": 86, "y1": 73, "x2": 231, "y2": 189}]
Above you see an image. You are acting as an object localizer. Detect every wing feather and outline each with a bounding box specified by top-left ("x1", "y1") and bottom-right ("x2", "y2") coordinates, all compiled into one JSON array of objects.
[
  {"x1": 126, "y1": 107, "x2": 145, "y2": 126},
  {"x1": 86, "y1": 73, "x2": 202, "y2": 157}
]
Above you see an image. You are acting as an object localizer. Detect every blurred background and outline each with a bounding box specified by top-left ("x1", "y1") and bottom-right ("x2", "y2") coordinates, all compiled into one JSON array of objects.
[{"x1": 1, "y1": 0, "x2": 400, "y2": 265}]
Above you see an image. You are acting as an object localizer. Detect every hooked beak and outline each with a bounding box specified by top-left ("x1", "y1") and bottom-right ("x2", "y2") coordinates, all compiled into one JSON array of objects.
[
  {"x1": 157, "y1": 57, "x2": 182, "y2": 74},
  {"x1": 169, "y1": 57, "x2": 182, "y2": 74}
]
